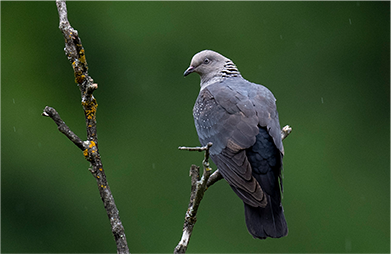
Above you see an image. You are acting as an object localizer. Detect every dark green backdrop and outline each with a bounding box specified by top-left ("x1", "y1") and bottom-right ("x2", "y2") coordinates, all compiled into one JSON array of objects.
[{"x1": 2, "y1": 1, "x2": 390, "y2": 253}]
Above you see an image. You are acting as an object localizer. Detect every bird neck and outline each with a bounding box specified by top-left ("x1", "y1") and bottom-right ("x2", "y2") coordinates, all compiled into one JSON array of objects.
[
  {"x1": 200, "y1": 76, "x2": 222, "y2": 91},
  {"x1": 221, "y1": 60, "x2": 241, "y2": 78},
  {"x1": 200, "y1": 60, "x2": 242, "y2": 91}
]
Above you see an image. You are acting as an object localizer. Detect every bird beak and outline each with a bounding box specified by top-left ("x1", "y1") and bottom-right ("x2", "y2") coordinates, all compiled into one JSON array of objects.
[{"x1": 184, "y1": 66, "x2": 195, "y2": 76}]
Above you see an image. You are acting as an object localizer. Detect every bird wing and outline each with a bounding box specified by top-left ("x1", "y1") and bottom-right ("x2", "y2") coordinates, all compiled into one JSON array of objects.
[{"x1": 193, "y1": 78, "x2": 283, "y2": 207}]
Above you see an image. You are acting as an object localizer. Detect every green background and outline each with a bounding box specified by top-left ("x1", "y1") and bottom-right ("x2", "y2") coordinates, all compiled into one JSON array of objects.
[{"x1": 1, "y1": 1, "x2": 389, "y2": 253}]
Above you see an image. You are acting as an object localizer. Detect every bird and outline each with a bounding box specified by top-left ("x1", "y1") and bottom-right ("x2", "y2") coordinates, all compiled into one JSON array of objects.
[{"x1": 183, "y1": 50, "x2": 288, "y2": 239}]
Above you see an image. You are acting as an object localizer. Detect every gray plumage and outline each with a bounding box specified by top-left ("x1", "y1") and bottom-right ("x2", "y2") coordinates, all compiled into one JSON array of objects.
[{"x1": 184, "y1": 50, "x2": 288, "y2": 239}]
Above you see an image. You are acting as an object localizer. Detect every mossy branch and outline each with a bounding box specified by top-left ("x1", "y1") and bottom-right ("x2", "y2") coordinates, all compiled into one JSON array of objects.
[{"x1": 42, "y1": 1, "x2": 129, "y2": 253}]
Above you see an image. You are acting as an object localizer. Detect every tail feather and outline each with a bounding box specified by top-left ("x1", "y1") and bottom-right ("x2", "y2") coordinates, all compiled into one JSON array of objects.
[{"x1": 244, "y1": 195, "x2": 288, "y2": 239}]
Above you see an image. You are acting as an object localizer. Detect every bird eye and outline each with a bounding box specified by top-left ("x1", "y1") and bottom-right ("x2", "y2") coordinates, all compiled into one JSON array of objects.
[{"x1": 203, "y1": 58, "x2": 210, "y2": 64}]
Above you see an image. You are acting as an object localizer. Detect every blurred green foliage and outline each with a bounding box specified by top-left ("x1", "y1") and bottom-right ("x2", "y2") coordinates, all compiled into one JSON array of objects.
[{"x1": 1, "y1": 1, "x2": 389, "y2": 253}]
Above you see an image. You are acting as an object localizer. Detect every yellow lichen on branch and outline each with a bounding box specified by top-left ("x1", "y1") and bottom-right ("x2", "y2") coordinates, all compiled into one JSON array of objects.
[
  {"x1": 83, "y1": 140, "x2": 98, "y2": 161},
  {"x1": 83, "y1": 149, "x2": 88, "y2": 158},
  {"x1": 78, "y1": 48, "x2": 86, "y2": 64},
  {"x1": 82, "y1": 98, "x2": 98, "y2": 120},
  {"x1": 89, "y1": 140, "x2": 96, "y2": 148}
]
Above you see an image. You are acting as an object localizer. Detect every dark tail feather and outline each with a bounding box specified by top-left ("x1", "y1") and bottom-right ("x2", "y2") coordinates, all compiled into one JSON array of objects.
[{"x1": 244, "y1": 195, "x2": 288, "y2": 239}]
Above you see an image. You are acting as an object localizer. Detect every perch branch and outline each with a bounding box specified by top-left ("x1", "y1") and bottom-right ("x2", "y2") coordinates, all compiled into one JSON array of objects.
[
  {"x1": 42, "y1": 1, "x2": 129, "y2": 253},
  {"x1": 281, "y1": 125, "x2": 292, "y2": 141},
  {"x1": 174, "y1": 143, "x2": 213, "y2": 253},
  {"x1": 174, "y1": 125, "x2": 292, "y2": 253}
]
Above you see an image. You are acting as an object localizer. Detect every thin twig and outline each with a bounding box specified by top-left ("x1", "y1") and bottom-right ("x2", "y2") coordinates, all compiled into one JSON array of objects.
[
  {"x1": 281, "y1": 125, "x2": 292, "y2": 140},
  {"x1": 42, "y1": 106, "x2": 86, "y2": 151},
  {"x1": 175, "y1": 125, "x2": 292, "y2": 253},
  {"x1": 42, "y1": 1, "x2": 129, "y2": 253},
  {"x1": 178, "y1": 142, "x2": 213, "y2": 152}
]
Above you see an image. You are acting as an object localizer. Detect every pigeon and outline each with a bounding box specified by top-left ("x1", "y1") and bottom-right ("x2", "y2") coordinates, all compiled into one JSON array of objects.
[{"x1": 184, "y1": 50, "x2": 288, "y2": 239}]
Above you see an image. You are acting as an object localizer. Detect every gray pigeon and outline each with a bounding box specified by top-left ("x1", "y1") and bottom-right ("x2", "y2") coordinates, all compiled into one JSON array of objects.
[{"x1": 184, "y1": 50, "x2": 288, "y2": 239}]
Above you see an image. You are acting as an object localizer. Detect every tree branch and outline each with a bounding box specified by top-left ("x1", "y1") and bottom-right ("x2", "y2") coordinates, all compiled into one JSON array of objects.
[
  {"x1": 174, "y1": 125, "x2": 292, "y2": 253},
  {"x1": 42, "y1": 106, "x2": 86, "y2": 151},
  {"x1": 174, "y1": 143, "x2": 213, "y2": 253},
  {"x1": 281, "y1": 124, "x2": 292, "y2": 141},
  {"x1": 42, "y1": 1, "x2": 129, "y2": 253}
]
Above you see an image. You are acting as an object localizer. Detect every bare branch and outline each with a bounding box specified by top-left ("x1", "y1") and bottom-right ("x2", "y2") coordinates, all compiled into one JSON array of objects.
[
  {"x1": 42, "y1": 1, "x2": 129, "y2": 253},
  {"x1": 178, "y1": 142, "x2": 213, "y2": 152},
  {"x1": 206, "y1": 169, "x2": 223, "y2": 188},
  {"x1": 174, "y1": 143, "x2": 213, "y2": 253},
  {"x1": 175, "y1": 125, "x2": 292, "y2": 253},
  {"x1": 281, "y1": 125, "x2": 292, "y2": 140},
  {"x1": 42, "y1": 106, "x2": 86, "y2": 151}
]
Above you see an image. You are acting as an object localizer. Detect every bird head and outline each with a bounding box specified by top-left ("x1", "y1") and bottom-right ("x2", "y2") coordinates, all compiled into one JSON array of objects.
[{"x1": 184, "y1": 50, "x2": 240, "y2": 87}]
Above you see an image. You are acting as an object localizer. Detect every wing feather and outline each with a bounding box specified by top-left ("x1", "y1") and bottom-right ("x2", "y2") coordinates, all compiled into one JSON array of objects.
[{"x1": 193, "y1": 78, "x2": 283, "y2": 207}]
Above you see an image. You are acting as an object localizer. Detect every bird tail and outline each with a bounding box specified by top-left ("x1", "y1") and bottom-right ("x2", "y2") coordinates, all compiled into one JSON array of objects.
[{"x1": 244, "y1": 195, "x2": 288, "y2": 239}]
